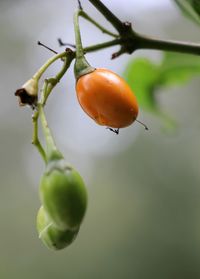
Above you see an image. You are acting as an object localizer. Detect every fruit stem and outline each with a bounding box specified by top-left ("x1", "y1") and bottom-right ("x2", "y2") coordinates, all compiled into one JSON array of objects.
[
  {"x1": 74, "y1": 9, "x2": 95, "y2": 80},
  {"x1": 33, "y1": 51, "x2": 67, "y2": 81},
  {"x1": 40, "y1": 50, "x2": 75, "y2": 106},
  {"x1": 37, "y1": 79, "x2": 63, "y2": 163},
  {"x1": 32, "y1": 110, "x2": 47, "y2": 163},
  {"x1": 39, "y1": 100, "x2": 63, "y2": 163},
  {"x1": 31, "y1": 50, "x2": 74, "y2": 163}
]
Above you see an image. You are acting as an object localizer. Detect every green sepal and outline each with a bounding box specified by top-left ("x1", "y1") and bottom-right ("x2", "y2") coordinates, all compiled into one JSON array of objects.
[
  {"x1": 37, "y1": 206, "x2": 79, "y2": 251},
  {"x1": 46, "y1": 150, "x2": 64, "y2": 165},
  {"x1": 74, "y1": 56, "x2": 95, "y2": 81}
]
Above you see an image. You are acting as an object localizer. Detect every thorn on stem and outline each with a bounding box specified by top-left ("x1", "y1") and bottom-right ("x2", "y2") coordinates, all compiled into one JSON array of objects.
[
  {"x1": 123, "y1": 21, "x2": 132, "y2": 28},
  {"x1": 37, "y1": 41, "x2": 58, "y2": 54},
  {"x1": 57, "y1": 38, "x2": 76, "y2": 49},
  {"x1": 78, "y1": 0, "x2": 83, "y2": 10},
  {"x1": 111, "y1": 48, "x2": 125, "y2": 59},
  {"x1": 111, "y1": 52, "x2": 119, "y2": 59}
]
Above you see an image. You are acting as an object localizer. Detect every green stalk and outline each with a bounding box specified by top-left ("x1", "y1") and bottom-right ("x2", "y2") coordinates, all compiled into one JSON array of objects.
[
  {"x1": 33, "y1": 51, "x2": 67, "y2": 81},
  {"x1": 31, "y1": 50, "x2": 74, "y2": 163},
  {"x1": 38, "y1": 79, "x2": 63, "y2": 163},
  {"x1": 74, "y1": 10, "x2": 95, "y2": 80},
  {"x1": 84, "y1": 38, "x2": 123, "y2": 53},
  {"x1": 79, "y1": 10, "x2": 118, "y2": 38},
  {"x1": 39, "y1": 102, "x2": 63, "y2": 163},
  {"x1": 40, "y1": 51, "x2": 75, "y2": 106},
  {"x1": 32, "y1": 110, "x2": 47, "y2": 163}
]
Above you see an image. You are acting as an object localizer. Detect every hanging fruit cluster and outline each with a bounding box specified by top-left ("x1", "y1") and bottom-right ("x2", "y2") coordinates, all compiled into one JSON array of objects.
[
  {"x1": 37, "y1": 155, "x2": 87, "y2": 250},
  {"x1": 14, "y1": 3, "x2": 140, "y2": 251}
]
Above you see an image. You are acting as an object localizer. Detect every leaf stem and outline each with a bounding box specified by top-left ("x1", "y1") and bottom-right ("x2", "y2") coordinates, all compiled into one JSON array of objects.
[
  {"x1": 79, "y1": 10, "x2": 118, "y2": 38},
  {"x1": 84, "y1": 38, "x2": 123, "y2": 53}
]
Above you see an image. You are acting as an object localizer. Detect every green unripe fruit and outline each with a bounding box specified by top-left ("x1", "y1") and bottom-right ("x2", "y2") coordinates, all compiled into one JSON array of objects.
[
  {"x1": 40, "y1": 159, "x2": 87, "y2": 231},
  {"x1": 37, "y1": 206, "x2": 79, "y2": 250}
]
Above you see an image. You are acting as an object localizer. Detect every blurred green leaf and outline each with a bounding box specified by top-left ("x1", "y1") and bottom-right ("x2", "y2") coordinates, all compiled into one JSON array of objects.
[
  {"x1": 123, "y1": 52, "x2": 200, "y2": 130},
  {"x1": 123, "y1": 58, "x2": 159, "y2": 112},
  {"x1": 173, "y1": 0, "x2": 200, "y2": 25},
  {"x1": 159, "y1": 52, "x2": 200, "y2": 85}
]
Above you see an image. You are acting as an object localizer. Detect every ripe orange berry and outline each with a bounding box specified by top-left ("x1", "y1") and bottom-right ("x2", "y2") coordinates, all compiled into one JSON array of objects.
[{"x1": 76, "y1": 68, "x2": 139, "y2": 128}]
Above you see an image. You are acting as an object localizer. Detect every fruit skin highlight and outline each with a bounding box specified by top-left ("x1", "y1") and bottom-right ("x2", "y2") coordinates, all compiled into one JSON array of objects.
[{"x1": 76, "y1": 68, "x2": 139, "y2": 128}]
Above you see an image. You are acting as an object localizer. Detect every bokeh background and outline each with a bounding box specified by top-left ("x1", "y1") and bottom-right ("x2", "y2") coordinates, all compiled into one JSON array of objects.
[{"x1": 1, "y1": 0, "x2": 200, "y2": 278}]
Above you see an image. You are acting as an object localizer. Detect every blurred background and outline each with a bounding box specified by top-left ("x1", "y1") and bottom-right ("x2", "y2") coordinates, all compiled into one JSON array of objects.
[{"x1": 1, "y1": 0, "x2": 200, "y2": 278}]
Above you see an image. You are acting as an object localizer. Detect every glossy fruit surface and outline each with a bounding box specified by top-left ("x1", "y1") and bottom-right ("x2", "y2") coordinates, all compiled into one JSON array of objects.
[
  {"x1": 76, "y1": 68, "x2": 139, "y2": 128},
  {"x1": 40, "y1": 159, "x2": 87, "y2": 231},
  {"x1": 37, "y1": 206, "x2": 79, "y2": 250}
]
